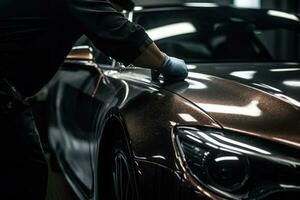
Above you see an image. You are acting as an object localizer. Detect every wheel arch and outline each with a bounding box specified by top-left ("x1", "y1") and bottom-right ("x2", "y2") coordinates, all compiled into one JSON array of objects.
[
  {"x1": 97, "y1": 107, "x2": 134, "y2": 159},
  {"x1": 95, "y1": 107, "x2": 138, "y2": 199}
]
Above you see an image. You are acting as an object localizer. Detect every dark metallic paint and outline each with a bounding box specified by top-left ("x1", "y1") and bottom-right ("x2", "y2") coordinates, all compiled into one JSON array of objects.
[
  {"x1": 47, "y1": 6, "x2": 300, "y2": 200},
  {"x1": 172, "y1": 63, "x2": 300, "y2": 149},
  {"x1": 49, "y1": 60, "x2": 300, "y2": 200}
]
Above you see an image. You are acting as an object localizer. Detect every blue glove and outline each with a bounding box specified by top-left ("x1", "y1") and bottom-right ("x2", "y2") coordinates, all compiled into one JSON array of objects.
[{"x1": 151, "y1": 55, "x2": 188, "y2": 82}]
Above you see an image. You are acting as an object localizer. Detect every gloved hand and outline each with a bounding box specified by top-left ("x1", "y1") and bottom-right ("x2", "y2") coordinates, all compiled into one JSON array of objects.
[{"x1": 151, "y1": 54, "x2": 188, "y2": 82}]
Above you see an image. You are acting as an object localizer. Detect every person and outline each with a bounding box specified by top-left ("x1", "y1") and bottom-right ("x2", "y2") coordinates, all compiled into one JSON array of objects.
[{"x1": 0, "y1": 0, "x2": 188, "y2": 199}]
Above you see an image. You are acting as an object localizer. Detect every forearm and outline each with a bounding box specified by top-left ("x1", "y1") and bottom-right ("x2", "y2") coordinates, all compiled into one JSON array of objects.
[
  {"x1": 134, "y1": 42, "x2": 188, "y2": 82},
  {"x1": 132, "y1": 42, "x2": 165, "y2": 69},
  {"x1": 67, "y1": 0, "x2": 152, "y2": 65}
]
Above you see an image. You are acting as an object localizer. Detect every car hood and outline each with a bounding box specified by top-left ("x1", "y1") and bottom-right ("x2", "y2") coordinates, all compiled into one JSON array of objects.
[{"x1": 163, "y1": 62, "x2": 300, "y2": 149}]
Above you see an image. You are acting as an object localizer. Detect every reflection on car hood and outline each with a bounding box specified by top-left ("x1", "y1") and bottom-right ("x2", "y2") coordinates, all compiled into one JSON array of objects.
[{"x1": 163, "y1": 62, "x2": 300, "y2": 149}]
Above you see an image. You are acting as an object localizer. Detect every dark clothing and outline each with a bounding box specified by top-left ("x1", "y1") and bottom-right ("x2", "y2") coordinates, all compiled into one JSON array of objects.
[
  {"x1": 0, "y1": 0, "x2": 152, "y2": 97},
  {"x1": 0, "y1": 79, "x2": 48, "y2": 199},
  {"x1": 0, "y1": 0, "x2": 152, "y2": 199}
]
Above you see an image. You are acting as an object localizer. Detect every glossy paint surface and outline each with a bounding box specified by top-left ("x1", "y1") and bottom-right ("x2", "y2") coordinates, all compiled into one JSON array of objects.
[
  {"x1": 51, "y1": 60, "x2": 299, "y2": 199},
  {"x1": 48, "y1": 61, "x2": 221, "y2": 199},
  {"x1": 49, "y1": 61, "x2": 300, "y2": 199},
  {"x1": 113, "y1": 62, "x2": 300, "y2": 149},
  {"x1": 47, "y1": 6, "x2": 300, "y2": 200},
  {"x1": 164, "y1": 62, "x2": 300, "y2": 149},
  {"x1": 110, "y1": 68, "x2": 221, "y2": 167},
  {"x1": 49, "y1": 62, "x2": 103, "y2": 196}
]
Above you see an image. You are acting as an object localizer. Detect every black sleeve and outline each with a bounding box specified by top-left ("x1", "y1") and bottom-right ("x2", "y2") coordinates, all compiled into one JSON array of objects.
[{"x1": 66, "y1": 0, "x2": 152, "y2": 65}]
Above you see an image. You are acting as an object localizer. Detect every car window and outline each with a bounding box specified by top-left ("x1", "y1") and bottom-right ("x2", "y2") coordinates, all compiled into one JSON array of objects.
[
  {"x1": 134, "y1": 8, "x2": 300, "y2": 63},
  {"x1": 256, "y1": 29, "x2": 299, "y2": 61}
]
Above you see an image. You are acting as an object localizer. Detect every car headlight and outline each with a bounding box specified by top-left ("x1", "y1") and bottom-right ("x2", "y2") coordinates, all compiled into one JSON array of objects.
[{"x1": 174, "y1": 126, "x2": 300, "y2": 199}]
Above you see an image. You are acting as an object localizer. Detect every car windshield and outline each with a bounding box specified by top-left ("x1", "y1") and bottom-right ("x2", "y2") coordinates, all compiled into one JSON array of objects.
[{"x1": 134, "y1": 7, "x2": 300, "y2": 63}]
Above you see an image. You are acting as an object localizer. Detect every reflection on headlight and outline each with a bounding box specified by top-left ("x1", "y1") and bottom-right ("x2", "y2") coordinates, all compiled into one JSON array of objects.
[{"x1": 174, "y1": 126, "x2": 300, "y2": 199}]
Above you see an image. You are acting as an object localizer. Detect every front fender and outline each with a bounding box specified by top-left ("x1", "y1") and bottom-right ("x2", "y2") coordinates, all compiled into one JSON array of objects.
[{"x1": 120, "y1": 86, "x2": 221, "y2": 169}]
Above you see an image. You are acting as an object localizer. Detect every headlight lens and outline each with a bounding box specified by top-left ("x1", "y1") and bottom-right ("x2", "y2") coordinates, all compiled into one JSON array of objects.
[
  {"x1": 175, "y1": 126, "x2": 300, "y2": 199},
  {"x1": 207, "y1": 152, "x2": 249, "y2": 191}
]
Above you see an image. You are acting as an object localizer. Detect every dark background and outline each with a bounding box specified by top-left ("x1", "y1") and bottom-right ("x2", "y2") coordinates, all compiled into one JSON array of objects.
[
  {"x1": 136, "y1": 0, "x2": 300, "y2": 12},
  {"x1": 135, "y1": 0, "x2": 300, "y2": 62}
]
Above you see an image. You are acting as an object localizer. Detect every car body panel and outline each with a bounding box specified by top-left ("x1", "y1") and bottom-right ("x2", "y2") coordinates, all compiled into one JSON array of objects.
[
  {"x1": 49, "y1": 61, "x2": 300, "y2": 199},
  {"x1": 162, "y1": 63, "x2": 300, "y2": 149},
  {"x1": 46, "y1": 5, "x2": 300, "y2": 200},
  {"x1": 48, "y1": 62, "x2": 222, "y2": 198},
  {"x1": 49, "y1": 63, "x2": 105, "y2": 194},
  {"x1": 92, "y1": 67, "x2": 223, "y2": 168},
  {"x1": 108, "y1": 63, "x2": 300, "y2": 149}
]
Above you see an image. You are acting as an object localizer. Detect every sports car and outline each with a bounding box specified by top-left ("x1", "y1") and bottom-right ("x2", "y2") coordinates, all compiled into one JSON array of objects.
[{"x1": 48, "y1": 4, "x2": 300, "y2": 200}]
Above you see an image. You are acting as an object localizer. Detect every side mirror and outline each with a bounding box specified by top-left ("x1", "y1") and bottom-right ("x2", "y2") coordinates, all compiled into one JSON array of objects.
[{"x1": 66, "y1": 46, "x2": 94, "y2": 61}]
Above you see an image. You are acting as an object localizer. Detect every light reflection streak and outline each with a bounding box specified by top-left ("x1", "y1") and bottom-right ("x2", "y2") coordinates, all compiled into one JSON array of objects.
[
  {"x1": 148, "y1": 86, "x2": 158, "y2": 91},
  {"x1": 185, "y1": 79, "x2": 207, "y2": 89},
  {"x1": 185, "y1": 134, "x2": 203, "y2": 144},
  {"x1": 280, "y1": 184, "x2": 300, "y2": 190},
  {"x1": 230, "y1": 70, "x2": 256, "y2": 80},
  {"x1": 169, "y1": 121, "x2": 177, "y2": 126},
  {"x1": 270, "y1": 68, "x2": 300, "y2": 72},
  {"x1": 146, "y1": 22, "x2": 197, "y2": 41},
  {"x1": 234, "y1": 0, "x2": 260, "y2": 8},
  {"x1": 272, "y1": 137, "x2": 300, "y2": 148},
  {"x1": 205, "y1": 142, "x2": 219, "y2": 149},
  {"x1": 178, "y1": 113, "x2": 198, "y2": 122},
  {"x1": 220, "y1": 147, "x2": 243, "y2": 155},
  {"x1": 179, "y1": 128, "x2": 300, "y2": 175},
  {"x1": 152, "y1": 155, "x2": 166, "y2": 160},
  {"x1": 283, "y1": 80, "x2": 300, "y2": 87},
  {"x1": 183, "y1": 129, "x2": 300, "y2": 167},
  {"x1": 197, "y1": 100, "x2": 262, "y2": 117},
  {"x1": 283, "y1": 62, "x2": 299, "y2": 65},
  {"x1": 211, "y1": 134, "x2": 271, "y2": 155},
  {"x1": 188, "y1": 72, "x2": 211, "y2": 80},
  {"x1": 252, "y1": 83, "x2": 282, "y2": 92},
  {"x1": 120, "y1": 80, "x2": 129, "y2": 107},
  {"x1": 194, "y1": 131, "x2": 254, "y2": 155},
  {"x1": 119, "y1": 72, "x2": 151, "y2": 83},
  {"x1": 134, "y1": 6, "x2": 143, "y2": 11},
  {"x1": 187, "y1": 65, "x2": 197, "y2": 70},
  {"x1": 267, "y1": 10, "x2": 299, "y2": 22},
  {"x1": 215, "y1": 156, "x2": 239, "y2": 162},
  {"x1": 184, "y1": 2, "x2": 218, "y2": 7},
  {"x1": 274, "y1": 93, "x2": 300, "y2": 108}
]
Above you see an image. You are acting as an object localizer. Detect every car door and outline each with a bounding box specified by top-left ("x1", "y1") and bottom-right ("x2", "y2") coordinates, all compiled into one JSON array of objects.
[{"x1": 52, "y1": 46, "x2": 106, "y2": 194}]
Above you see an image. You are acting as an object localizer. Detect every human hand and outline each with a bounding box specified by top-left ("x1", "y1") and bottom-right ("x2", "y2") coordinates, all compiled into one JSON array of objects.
[{"x1": 151, "y1": 55, "x2": 188, "y2": 82}]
